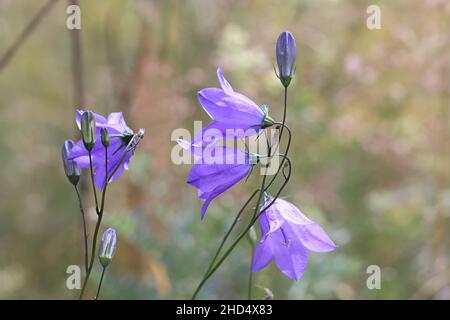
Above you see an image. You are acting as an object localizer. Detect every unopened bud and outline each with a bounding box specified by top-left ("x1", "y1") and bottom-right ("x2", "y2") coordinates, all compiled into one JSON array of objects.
[
  {"x1": 100, "y1": 127, "x2": 110, "y2": 148},
  {"x1": 98, "y1": 228, "x2": 117, "y2": 268},
  {"x1": 61, "y1": 140, "x2": 81, "y2": 186},
  {"x1": 248, "y1": 225, "x2": 258, "y2": 244},
  {"x1": 80, "y1": 111, "x2": 96, "y2": 151},
  {"x1": 276, "y1": 31, "x2": 296, "y2": 88}
]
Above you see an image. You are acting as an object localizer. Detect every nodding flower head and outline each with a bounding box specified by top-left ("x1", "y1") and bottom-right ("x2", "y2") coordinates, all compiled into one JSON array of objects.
[
  {"x1": 68, "y1": 110, "x2": 142, "y2": 190},
  {"x1": 194, "y1": 68, "x2": 274, "y2": 145},
  {"x1": 61, "y1": 140, "x2": 81, "y2": 186},
  {"x1": 252, "y1": 197, "x2": 336, "y2": 281},
  {"x1": 276, "y1": 31, "x2": 296, "y2": 88},
  {"x1": 98, "y1": 228, "x2": 117, "y2": 267}
]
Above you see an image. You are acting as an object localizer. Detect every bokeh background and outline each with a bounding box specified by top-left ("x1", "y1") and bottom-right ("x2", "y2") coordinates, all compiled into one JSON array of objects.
[{"x1": 0, "y1": 0, "x2": 449, "y2": 299}]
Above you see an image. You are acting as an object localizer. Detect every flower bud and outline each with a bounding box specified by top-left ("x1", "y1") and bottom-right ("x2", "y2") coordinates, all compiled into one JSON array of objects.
[
  {"x1": 61, "y1": 140, "x2": 81, "y2": 186},
  {"x1": 80, "y1": 111, "x2": 96, "y2": 151},
  {"x1": 100, "y1": 127, "x2": 110, "y2": 148},
  {"x1": 98, "y1": 228, "x2": 117, "y2": 268},
  {"x1": 248, "y1": 225, "x2": 258, "y2": 245},
  {"x1": 276, "y1": 31, "x2": 296, "y2": 88}
]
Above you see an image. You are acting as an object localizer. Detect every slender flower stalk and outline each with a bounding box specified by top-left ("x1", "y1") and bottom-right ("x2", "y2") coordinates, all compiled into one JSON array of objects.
[
  {"x1": 74, "y1": 185, "x2": 89, "y2": 274},
  {"x1": 203, "y1": 189, "x2": 261, "y2": 277},
  {"x1": 95, "y1": 266, "x2": 106, "y2": 300},
  {"x1": 246, "y1": 228, "x2": 257, "y2": 299},
  {"x1": 88, "y1": 150, "x2": 100, "y2": 213},
  {"x1": 62, "y1": 140, "x2": 88, "y2": 273}
]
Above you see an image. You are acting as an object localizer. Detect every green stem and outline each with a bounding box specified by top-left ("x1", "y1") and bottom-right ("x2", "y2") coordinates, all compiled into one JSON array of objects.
[
  {"x1": 191, "y1": 165, "x2": 291, "y2": 300},
  {"x1": 74, "y1": 185, "x2": 89, "y2": 274},
  {"x1": 191, "y1": 140, "x2": 292, "y2": 299},
  {"x1": 95, "y1": 266, "x2": 106, "y2": 300},
  {"x1": 78, "y1": 210, "x2": 103, "y2": 299},
  {"x1": 191, "y1": 133, "x2": 272, "y2": 300},
  {"x1": 265, "y1": 88, "x2": 290, "y2": 190},
  {"x1": 88, "y1": 151, "x2": 99, "y2": 213},
  {"x1": 205, "y1": 189, "x2": 261, "y2": 275},
  {"x1": 246, "y1": 234, "x2": 255, "y2": 300}
]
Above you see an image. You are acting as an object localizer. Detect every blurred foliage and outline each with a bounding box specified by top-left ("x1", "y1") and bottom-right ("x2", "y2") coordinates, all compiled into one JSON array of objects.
[{"x1": 0, "y1": 0, "x2": 449, "y2": 299}]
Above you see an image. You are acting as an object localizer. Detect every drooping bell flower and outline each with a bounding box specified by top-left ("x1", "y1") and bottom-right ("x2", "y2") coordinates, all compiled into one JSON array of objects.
[
  {"x1": 252, "y1": 197, "x2": 336, "y2": 280},
  {"x1": 276, "y1": 31, "x2": 296, "y2": 88},
  {"x1": 178, "y1": 139, "x2": 254, "y2": 219},
  {"x1": 194, "y1": 68, "x2": 274, "y2": 145},
  {"x1": 68, "y1": 110, "x2": 143, "y2": 190}
]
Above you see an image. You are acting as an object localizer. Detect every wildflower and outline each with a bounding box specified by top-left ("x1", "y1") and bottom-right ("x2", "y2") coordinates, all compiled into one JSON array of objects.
[
  {"x1": 252, "y1": 197, "x2": 336, "y2": 280},
  {"x1": 275, "y1": 31, "x2": 296, "y2": 88},
  {"x1": 178, "y1": 139, "x2": 253, "y2": 219},
  {"x1": 61, "y1": 140, "x2": 81, "y2": 186},
  {"x1": 68, "y1": 110, "x2": 140, "y2": 190},
  {"x1": 98, "y1": 228, "x2": 117, "y2": 267},
  {"x1": 195, "y1": 68, "x2": 273, "y2": 145}
]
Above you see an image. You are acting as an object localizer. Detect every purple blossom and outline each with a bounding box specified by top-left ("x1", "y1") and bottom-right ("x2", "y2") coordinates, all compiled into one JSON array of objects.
[
  {"x1": 252, "y1": 197, "x2": 336, "y2": 280},
  {"x1": 68, "y1": 110, "x2": 137, "y2": 190},
  {"x1": 178, "y1": 139, "x2": 252, "y2": 219},
  {"x1": 194, "y1": 68, "x2": 273, "y2": 145}
]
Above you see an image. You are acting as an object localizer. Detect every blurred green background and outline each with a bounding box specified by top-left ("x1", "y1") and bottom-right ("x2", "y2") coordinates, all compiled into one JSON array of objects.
[{"x1": 0, "y1": 0, "x2": 449, "y2": 299}]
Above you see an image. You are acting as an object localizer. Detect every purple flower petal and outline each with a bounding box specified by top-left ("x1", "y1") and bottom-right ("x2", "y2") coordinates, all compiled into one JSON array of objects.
[
  {"x1": 76, "y1": 110, "x2": 107, "y2": 129},
  {"x1": 107, "y1": 112, "x2": 132, "y2": 133},
  {"x1": 217, "y1": 67, "x2": 234, "y2": 94},
  {"x1": 271, "y1": 228, "x2": 308, "y2": 281},
  {"x1": 261, "y1": 205, "x2": 285, "y2": 240},
  {"x1": 274, "y1": 199, "x2": 337, "y2": 252},
  {"x1": 251, "y1": 213, "x2": 274, "y2": 272},
  {"x1": 189, "y1": 162, "x2": 250, "y2": 219},
  {"x1": 198, "y1": 88, "x2": 263, "y2": 125},
  {"x1": 192, "y1": 121, "x2": 261, "y2": 147},
  {"x1": 93, "y1": 139, "x2": 133, "y2": 190},
  {"x1": 182, "y1": 141, "x2": 251, "y2": 219},
  {"x1": 251, "y1": 240, "x2": 273, "y2": 272},
  {"x1": 296, "y1": 222, "x2": 337, "y2": 253}
]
